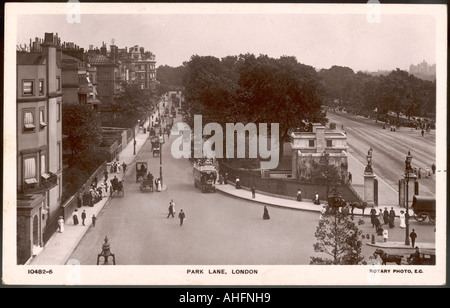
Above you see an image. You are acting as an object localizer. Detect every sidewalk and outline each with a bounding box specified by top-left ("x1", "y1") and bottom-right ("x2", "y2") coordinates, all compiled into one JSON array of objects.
[
  {"x1": 216, "y1": 150, "x2": 406, "y2": 217},
  {"x1": 29, "y1": 119, "x2": 150, "y2": 265}
]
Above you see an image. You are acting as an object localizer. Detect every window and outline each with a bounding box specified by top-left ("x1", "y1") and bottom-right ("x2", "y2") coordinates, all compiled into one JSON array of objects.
[
  {"x1": 23, "y1": 80, "x2": 34, "y2": 95},
  {"x1": 39, "y1": 108, "x2": 47, "y2": 129},
  {"x1": 56, "y1": 77, "x2": 61, "y2": 91},
  {"x1": 39, "y1": 80, "x2": 44, "y2": 95},
  {"x1": 326, "y1": 140, "x2": 333, "y2": 147},
  {"x1": 57, "y1": 102, "x2": 61, "y2": 122},
  {"x1": 24, "y1": 157, "x2": 37, "y2": 184},
  {"x1": 41, "y1": 154, "x2": 50, "y2": 179},
  {"x1": 23, "y1": 110, "x2": 36, "y2": 131},
  {"x1": 308, "y1": 140, "x2": 315, "y2": 147}
]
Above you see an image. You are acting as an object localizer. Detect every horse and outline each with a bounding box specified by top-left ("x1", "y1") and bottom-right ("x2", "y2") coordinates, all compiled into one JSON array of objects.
[
  {"x1": 349, "y1": 201, "x2": 368, "y2": 217},
  {"x1": 373, "y1": 249, "x2": 403, "y2": 265},
  {"x1": 327, "y1": 195, "x2": 347, "y2": 209}
]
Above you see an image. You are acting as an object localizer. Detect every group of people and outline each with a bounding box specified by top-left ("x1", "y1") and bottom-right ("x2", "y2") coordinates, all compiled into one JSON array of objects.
[
  {"x1": 166, "y1": 199, "x2": 185, "y2": 226},
  {"x1": 56, "y1": 209, "x2": 97, "y2": 233},
  {"x1": 110, "y1": 161, "x2": 127, "y2": 175}
]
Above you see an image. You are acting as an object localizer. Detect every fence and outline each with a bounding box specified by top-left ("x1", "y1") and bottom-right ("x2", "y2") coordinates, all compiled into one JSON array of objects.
[{"x1": 219, "y1": 161, "x2": 361, "y2": 202}]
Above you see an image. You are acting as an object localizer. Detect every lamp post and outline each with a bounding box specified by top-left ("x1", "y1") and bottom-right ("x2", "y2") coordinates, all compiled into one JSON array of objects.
[{"x1": 404, "y1": 151, "x2": 413, "y2": 246}]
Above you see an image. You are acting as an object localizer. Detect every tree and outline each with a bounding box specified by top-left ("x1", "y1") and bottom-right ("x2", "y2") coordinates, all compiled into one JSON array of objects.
[
  {"x1": 310, "y1": 206, "x2": 365, "y2": 265},
  {"x1": 310, "y1": 151, "x2": 342, "y2": 196},
  {"x1": 62, "y1": 103, "x2": 102, "y2": 157},
  {"x1": 112, "y1": 83, "x2": 153, "y2": 127},
  {"x1": 237, "y1": 54, "x2": 326, "y2": 157}
]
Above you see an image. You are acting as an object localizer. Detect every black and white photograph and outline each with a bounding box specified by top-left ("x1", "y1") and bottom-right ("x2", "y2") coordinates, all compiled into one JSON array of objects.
[{"x1": 2, "y1": 2, "x2": 447, "y2": 286}]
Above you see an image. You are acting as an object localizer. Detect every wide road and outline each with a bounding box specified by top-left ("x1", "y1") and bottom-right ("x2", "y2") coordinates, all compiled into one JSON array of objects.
[{"x1": 327, "y1": 110, "x2": 436, "y2": 196}]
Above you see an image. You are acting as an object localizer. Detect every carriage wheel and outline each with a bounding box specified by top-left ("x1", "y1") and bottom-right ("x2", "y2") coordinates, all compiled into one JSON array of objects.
[
  {"x1": 414, "y1": 213, "x2": 427, "y2": 222},
  {"x1": 429, "y1": 215, "x2": 435, "y2": 224}
]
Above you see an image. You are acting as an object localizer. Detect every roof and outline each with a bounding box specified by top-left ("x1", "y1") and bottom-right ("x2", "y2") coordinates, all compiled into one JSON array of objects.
[
  {"x1": 87, "y1": 54, "x2": 115, "y2": 65},
  {"x1": 17, "y1": 52, "x2": 46, "y2": 65}
]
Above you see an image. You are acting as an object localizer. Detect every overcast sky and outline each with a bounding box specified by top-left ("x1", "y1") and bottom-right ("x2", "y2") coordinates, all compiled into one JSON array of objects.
[{"x1": 16, "y1": 10, "x2": 437, "y2": 72}]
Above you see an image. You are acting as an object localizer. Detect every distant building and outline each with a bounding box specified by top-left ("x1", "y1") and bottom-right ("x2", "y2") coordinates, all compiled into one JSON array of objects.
[
  {"x1": 409, "y1": 60, "x2": 436, "y2": 81},
  {"x1": 290, "y1": 123, "x2": 348, "y2": 181},
  {"x1": 16, "y1": 33, "x2": 63, "y2": 264}
]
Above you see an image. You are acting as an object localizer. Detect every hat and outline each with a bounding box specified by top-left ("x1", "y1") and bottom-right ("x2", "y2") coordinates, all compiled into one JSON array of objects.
[{"x1": 59, "y1": 216, "x2": 63, "y2": 218}]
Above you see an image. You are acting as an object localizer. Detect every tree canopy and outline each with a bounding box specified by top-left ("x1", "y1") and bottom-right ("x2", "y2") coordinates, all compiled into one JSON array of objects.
[
  {"x1": 311, "y1": 206, "x2": 365, "y2": 265},
  {"x1": 62, "y1": 103, "x2": 102, "y2": 156},
  {"x1": 111, "y1": 83, "x2": 153, "y2": 127}
]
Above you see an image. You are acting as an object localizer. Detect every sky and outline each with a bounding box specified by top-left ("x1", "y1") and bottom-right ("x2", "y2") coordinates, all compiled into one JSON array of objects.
[{"x1": 14, "y1": 6, "x2": 438, "y2": 72}]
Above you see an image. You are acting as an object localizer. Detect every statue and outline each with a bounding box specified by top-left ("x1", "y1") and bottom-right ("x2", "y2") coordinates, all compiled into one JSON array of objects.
[{"x1": 365, "y1": 147, "x2": 373, "y2": 174}]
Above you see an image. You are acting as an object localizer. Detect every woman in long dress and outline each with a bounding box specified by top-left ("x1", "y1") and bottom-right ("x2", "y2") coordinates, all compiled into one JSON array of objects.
[
  {"x1": 157, "y1": 178, "x2": 162, "y2": 192},
  {"x1": 399, "y1": 211, "x2": 406, "y2": 228},
  {"x1": 58, "y1": 216, "x2": 65, "y2": 233}
]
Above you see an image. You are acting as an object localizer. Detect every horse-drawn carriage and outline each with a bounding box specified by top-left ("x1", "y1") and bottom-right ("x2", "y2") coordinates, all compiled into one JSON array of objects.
[
  {"x1": 138, "y1": 172, "x2": 154, "y2": 192},
  {"x1": 110, "y1": 177, "x2": 124, "y2": 198},
  {"x1": 136, "y1": 161, "x2": 148, "y2": 183},
  {"x1": 412, "y1": 195, "x2": 435, "y2": 223},
  {"x1": 151, "y1": 136, "x2": 161, "y2": 157}
]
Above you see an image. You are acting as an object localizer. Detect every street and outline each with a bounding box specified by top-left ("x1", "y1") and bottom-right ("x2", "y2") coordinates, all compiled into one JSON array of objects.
[{"x1": 327, "y1": 110, "x2": 436, "y2": 196}]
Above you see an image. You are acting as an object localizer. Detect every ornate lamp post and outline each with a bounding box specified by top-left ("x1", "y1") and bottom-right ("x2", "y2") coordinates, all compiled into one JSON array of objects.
[
  {"x1": 404, "y1": 151, "x2": 413, "y2": 245},
  {"x1": 97, "y1": 236, "x2": 116, "y2": 265}
]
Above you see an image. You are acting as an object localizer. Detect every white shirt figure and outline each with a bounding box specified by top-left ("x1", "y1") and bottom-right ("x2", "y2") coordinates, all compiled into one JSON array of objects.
[
  {"x1": 399, "y1": 212, "x2": 406, "y2": 228},
  {"x1": 383, "y1": 229, "x2": 389, "y2": 242},
  {"x1": 58, "y1": 217, "x2": 65, "y2": 233},
  {"x1": 117, "y1": 162, "x2": 121, "y2": 173}
]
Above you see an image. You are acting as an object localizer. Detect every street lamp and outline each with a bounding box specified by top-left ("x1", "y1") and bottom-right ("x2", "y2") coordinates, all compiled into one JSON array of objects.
[{"x1": 404, "y1": 151, "x2": 413, "y2": 246}]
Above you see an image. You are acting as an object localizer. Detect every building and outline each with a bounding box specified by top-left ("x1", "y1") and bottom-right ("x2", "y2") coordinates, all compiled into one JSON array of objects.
[
  {"x1": 121, "y1": 45, "x2": 157, "y2": 93},
  {"x1": 290, "y1": 123, "x2": 348, "y2": 181},
  {"x1": 16, "y1": 33, "x2": 63, "y2": 264},
  {"x1": 86, "y1": 43, "x2": 123, "y2": 124},
  {"x1": 61, "y1": 43, "x2": 101, "y2": 110}
]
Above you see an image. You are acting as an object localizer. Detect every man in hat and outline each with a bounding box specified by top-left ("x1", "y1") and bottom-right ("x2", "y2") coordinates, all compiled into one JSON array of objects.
[
  {"x1": 81, "y1": 210, "x2": 87, "y2": 226},
  {"x1": 383, "y1": 207, "x2": 390, "y2": 225},
  {"x1": 178, "y1": 209, "x2": 186, "y2": 226}
]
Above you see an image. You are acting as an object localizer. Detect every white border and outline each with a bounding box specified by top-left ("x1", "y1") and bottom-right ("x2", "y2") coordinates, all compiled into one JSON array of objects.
[{"x1": 3, "y1": 2, "x2": 447, "y2": 286}]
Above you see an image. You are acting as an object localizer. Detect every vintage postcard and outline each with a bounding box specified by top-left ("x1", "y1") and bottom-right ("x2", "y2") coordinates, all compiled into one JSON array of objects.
[{"x1": 2, "y1": 2, "x2": 447, "y2": 286}]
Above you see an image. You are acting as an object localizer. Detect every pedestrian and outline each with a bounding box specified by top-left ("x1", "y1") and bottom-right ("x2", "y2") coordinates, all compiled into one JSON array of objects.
[
  {"x1": 383, "y1": 229, "x2": 389, "y2": 242},
  {"x1": 296, "y1": 189, "x2": 302, "y2": 202},
  {"x1": 370, "y1": 208, "x2": 377, "y2": 228},
  {"x1": 92, "y1": 214, "x2": 97, "y2": 227},
  {"x1": 104, "y1": 181, "x2": 108, "y2": 194},
  {"x1": 378, "y1": 209, "x2": 384, "y2": 226},
  {"x1": 410, "y1": 229, "x2": 417, "y2": 248},
  {"x1": 81, "y1": 210, "x2": 87, "y2": 226},
  {"x1": 77, "y1": 193, "x2": 83, "y2": 208},
  {"x1": 235, "y1": 177, "x2": 241, "y2": 189},
  {"x1": 116, "y1": 161, "x2": 121, "y2": 174},
  {"x1": 418, "y1": 167, "x2": 422, "y2": 179},
  {"x1": 251, "y1": 186, "x2": 256, "y2": 199},
  {"x1": 224, "y1": 173, "x2": 228, "y2": 185},
  {"x1": 313, "y1": 192, "x2": 320, "y2": 205},
  {"x1": 178, "y1": 209, "x2": 185, "y2": 226},
  {"x1": 167, "y1": 200, "x2": 175, "y2": 218},
  {"x1": 73, "y1": 209, "x2": 79, "y2": 226},
  {"x1": 399, "y1": 210, "x2": 406, "y2": 228},
  {"x1": 263, "y1": 206, "x2": 270, "y2": 220},
  {"x1": 383, "y1": 207, "x2": 389, "y2": 225},
  {"x1": 157, "y1": 178, "x2": 162, "y2": 192},
  {"x1": 57, "y1": 216, "x2": 65, "y2": 233},
  {"x1": 122, "y1": 162, "x2": 127, "y2": 174},
  {"x1": 348, "y1": 172, "x2": 352, "y2": 184},
  {"x1": 104, "y1": 169, "x2": 108, "y2": 182},
  {"x1": 389, "y1": 207, "x2": 396, "y2": 228},
  {"x1": 218, "y1": 173, "x2": 224, "y2": 185},
  {"x1": 421, "y1": 129, "x2": 424, "y2": 137},
  {"x1": 431, "y1": 163, "x2": 436, "y2": 175}
]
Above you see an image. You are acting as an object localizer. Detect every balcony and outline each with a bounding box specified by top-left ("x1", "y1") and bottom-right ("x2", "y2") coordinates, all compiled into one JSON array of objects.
[{"x1": 17, "y1": 172, "x2": 58, "y2": 196}]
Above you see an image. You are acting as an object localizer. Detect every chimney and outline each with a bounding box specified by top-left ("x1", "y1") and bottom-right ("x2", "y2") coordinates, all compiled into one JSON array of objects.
[{"x1": 41, "y1": 33, "x2": 58, "y2": 93}]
